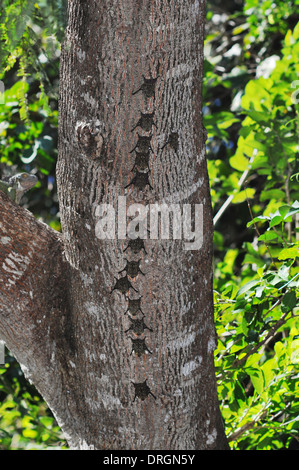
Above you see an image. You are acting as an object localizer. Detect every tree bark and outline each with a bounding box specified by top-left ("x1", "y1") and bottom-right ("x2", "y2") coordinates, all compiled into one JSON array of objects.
[{"x1": 0, "y1": 0, "x2": 229, "y2": 450}]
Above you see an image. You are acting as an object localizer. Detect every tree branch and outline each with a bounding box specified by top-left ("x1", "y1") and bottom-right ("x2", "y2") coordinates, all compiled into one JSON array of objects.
[{"x1": 0, "y1": 191, "x2": 69, "y2": 374}]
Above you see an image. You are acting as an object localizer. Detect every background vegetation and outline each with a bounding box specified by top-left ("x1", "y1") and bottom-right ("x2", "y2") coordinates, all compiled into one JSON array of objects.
[{"x1": 0, "y1": 0, "x2": 298, "y2": 450}]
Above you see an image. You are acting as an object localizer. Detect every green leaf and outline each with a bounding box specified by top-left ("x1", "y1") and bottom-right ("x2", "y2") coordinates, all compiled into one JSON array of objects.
[
  {"x1": 255, "y1": 285, "x2": 265, "y2": 298},
  {"x1": 282, "y1": 201, "x2": 299, "y2": 219},
  {"x1": 218, "y1": 117, "x2": 240, "y2": 129},
  {"x1": 246, "y1": 109, "x2": 269, "y2": 124},
  {"x1": 269, "y1": 215, "x2": 283, "y2": 228},
  {"x1": 229, "y1": 150, "x2": 250, "y2": 171},
  {"x1": 232, "y1": 188, "x2": 255, "y2": 203},
  {"x1": 237, "y1": 279, "x2": 260, "y2": 296},
  {"x1": 247, "y1": 216, "x2": 269, "y2": 227},
  {"x1": 278, "y1": 205, "x2": 292, "y2": 218},
  {"x1": 251, "y1": 156, "x2": 270, "y2": 170},
  {"x1": 234, "y1": 380, "x2": 246, "y2": 404},
  {"x1": 262, "y1": 358, "x2": 276, "y2": 387},
  {"x1": 249, "y1": 368, "x2": 265, "y2": 395},
  {"x1": 242, "y1": 316, "x2": 249, "y2": 336},
  {"x1": 258, "y1": 231, "x2": 278, "y2": 242},
  {"x1": 281, "y1": 291, "x2": 297, "y2": 313},
  {"x1": 278, "y1": 247, "x2": 299, "y2": 260}
]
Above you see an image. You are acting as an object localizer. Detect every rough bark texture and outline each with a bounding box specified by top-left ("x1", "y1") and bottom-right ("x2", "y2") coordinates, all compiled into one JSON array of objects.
[{"x1": 0, "y1": 0, "x2": 229, "y2": 450}]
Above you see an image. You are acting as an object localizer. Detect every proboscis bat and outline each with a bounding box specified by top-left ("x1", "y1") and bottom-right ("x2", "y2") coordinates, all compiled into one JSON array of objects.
[
  {"x1": 130, "y1": 134, "x2": 153, "y2": 154},
  {"x1": 124, "y1": 237, "x2": 147, "y2": 255},
  {"x1": 131, "y1": 112, "x2": 157, "y2": 133},
  {"x1": 161, "y1": 131, "x2": 179, "y2": 152},
  {"x1": 125, "y1": 318, "x2": 153, "y2": 335},
  {"x1": 124, "y1": 297, "x2": 145, "y2": 316},
  {"x1": 131, "y1": 380, "x2": 156, "y2": 402},
  {"x1": 111, "y1": 275, "x2": 138, "y2": 296},
  {"x1": 132, "y1": 75, "x2": 158, "y2": 100},
  {"x1": 130, "y1": 338, "x2": 152, "y2": 357},
  {"x1": 118, "y1": 259, "x2": 144, "y2": 278},
  {"x1": 125, "y1": 170, "x2": 153, "y2": 191},
  {"x1": 131, "y1": 151, "x2": 151, "y2": 172}
]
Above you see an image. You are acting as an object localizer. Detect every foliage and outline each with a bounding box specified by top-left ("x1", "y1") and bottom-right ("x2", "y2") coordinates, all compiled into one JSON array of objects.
[
  {"x1": 0, "y1": 0, "x2": 64, "y2": 449},
  {"x1": 0, "y1": 0, "x2": 298, "y2": 450},
  {"x1": 0, "y1": 0, "x2": 63, "y2": 227},
  {"x1": 205, "y1": 0, "x2": 299, "y2": 450},
  {"x1": 0, "y1": 353, "x2": 67, "y2": 449}
]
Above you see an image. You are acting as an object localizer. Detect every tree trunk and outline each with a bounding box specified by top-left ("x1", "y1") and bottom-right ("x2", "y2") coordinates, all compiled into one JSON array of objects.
[{"x1": 0, "y1": 0, "x2": 229, "y2": 450}]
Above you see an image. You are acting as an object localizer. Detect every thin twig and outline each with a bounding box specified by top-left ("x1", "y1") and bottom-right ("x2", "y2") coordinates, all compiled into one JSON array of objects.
[
  {"x1": 213, "y1": 153, "x2": 256, "y2": 226},
  {"x1": 228, "y1": 410, "x2": 268, "y2": 442}
]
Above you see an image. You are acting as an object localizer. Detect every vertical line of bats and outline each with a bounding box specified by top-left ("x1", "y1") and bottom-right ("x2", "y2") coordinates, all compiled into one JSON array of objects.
[{"x1": 111, "y1": 66, "x2": 179, "y2": 403}]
